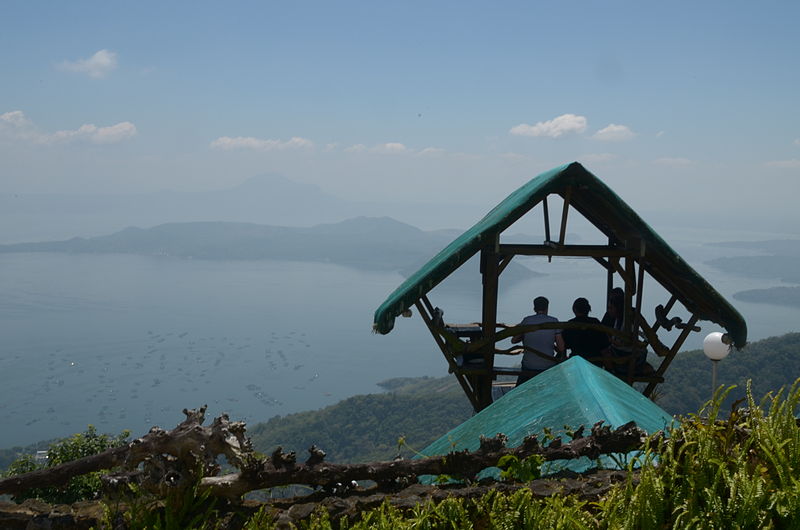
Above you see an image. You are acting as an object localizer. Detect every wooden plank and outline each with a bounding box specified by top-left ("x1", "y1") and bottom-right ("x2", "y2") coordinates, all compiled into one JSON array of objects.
[
  {"x1": 606, "y1": 237, "x2": 614, "y2": 302},
  {"x1": 498, "y1": 244, "x2": 633, "y2": 258},
  {"x1": 651, "y1": 294, "x2": 678, "y2": 333},
  {"x1": 638, "y1": 319, "x2": 671, "y2": 358},
  {"x1": 479, "y1": 243, "x2": 500, "y2": 410},
  {"x1": 644, "y1": 314, "x2": 699, "y2": 397},
  {"x1": 543, "y1": 196, "x2": 551, "y2": 242},
  {"x1": 623, "y1": 256, "x2": 634, "y2": 333},
  {"x1": 558, "y1": 186, "x2": 573, "y2": 245},
  {"x1": 497, "y1": 255, "x2": 514, "y2": 276},
  {"x1": 631, "y1": 242, "x2": 646, "y2": 338},
  {"x1": 415, "y1": 300, "x2": 481, "y2": 411}
]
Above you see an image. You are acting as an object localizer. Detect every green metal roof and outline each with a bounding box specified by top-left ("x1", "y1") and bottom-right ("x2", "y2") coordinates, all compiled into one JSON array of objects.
[
  {"x1": 372, "y1": 161, "x2": 747, "y2": 347},
  {"x1": 418, "y1": 356, "x2": 675, "y2": 475}
]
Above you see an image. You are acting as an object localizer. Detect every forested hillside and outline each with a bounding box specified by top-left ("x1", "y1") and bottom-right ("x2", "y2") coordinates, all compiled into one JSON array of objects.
[
  {"x1": 248, "y1": 333, "x2": 800, "y2": 464},
  {"x1": 248, "y1": 377, "x2": 472, "y2": 463},
  {"x1": 658, "y1": 333, "x2": 800, "y2": 415}
]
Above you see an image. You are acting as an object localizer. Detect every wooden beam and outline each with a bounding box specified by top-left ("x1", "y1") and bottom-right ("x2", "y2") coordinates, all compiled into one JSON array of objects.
[
  {"x1": 651, "y1": 294, "x2": 678, "y2": 333},
  {"x1": 643, "y1": 314, "x2": 699, "y2": 397},
  {"x1": 592, "y1": 256, "x2": 611, "y2": 270},
  {"x1": 542, "y1": 196, "x2": 551, "y2": 242},
  {"x1": 623, "y1": 256, "x2": 634, "y2": 333},
  {"x1": 479, "y1": 243, "x2": 500, "y2": 410},
  {"x1": 415, "y1": 300, "x2": 481, "y2": 411},
  {"x1": 631, "y1": 242, "x2": 646, "y2": 338},
  {"x1": 605, "y1": 236, "x2": 615, "y2": 300},
  {"x1": 420, "y1": 294, "x2": 436, "y2": 317},
  {"x1": 638, "y1": 319, "x2": 671, "y2": 358},
  {"x1": 558, "y1": 186, "x2": 573, "y2": 245},
  {"x1": 498, "y1": 244, "x2": 634, "y2": 258},
  {"x1": 497, "y1": 255, "x2": 514, "y2": 276}
]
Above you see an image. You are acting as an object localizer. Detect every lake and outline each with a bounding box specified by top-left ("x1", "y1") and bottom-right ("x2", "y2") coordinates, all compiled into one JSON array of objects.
[{"x1": 1, "y1": 228, "x2": 799, "y2": 448}]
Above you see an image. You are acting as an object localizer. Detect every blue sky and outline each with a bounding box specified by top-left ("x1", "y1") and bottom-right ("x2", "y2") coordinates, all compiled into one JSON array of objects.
[{"x1": 1, "y1": 1, "x2": 799, "y2": 229}]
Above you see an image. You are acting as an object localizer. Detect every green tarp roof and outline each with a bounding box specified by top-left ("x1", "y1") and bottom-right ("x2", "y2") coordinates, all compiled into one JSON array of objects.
[
  {"x1": 373, "y1": 162, "x2": 746, "y2": 347},
  {"x1": 419, "y1": 356, "x2": 675, "y2": 474}
]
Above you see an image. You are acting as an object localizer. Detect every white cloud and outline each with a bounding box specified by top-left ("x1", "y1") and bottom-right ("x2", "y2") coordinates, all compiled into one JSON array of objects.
[
  {"x1": 91, "y1": 122, "x2": 138, "y2": 144},
  {"x1": 0, "y1": 110, "x2": 37, "y2": 141},
  {"x1": 794, "y1": 138, "x2": 800, "y2": 147},
  {"x1": 0, "y1": 110, "x2": 136, "y2": 144},
  {"x1": 323, "y1": 143, "x2": 338, "y2": 152},
  {"x1": 655, "y1": 157, "x2": 693, "y2": 167},
  {"x1": 656, "y1": 131, "x2": 665, "y2": 138},
  {"x1": 372, "y1": 142, "x2": 407, "y2": 154},
  {"x1": 766, "y1": 159, "x2": 800, "y2": 169},
  {"x1": 210, "y1": 136, "x2": 313, "y2": 151},
  {"x1": 59, "y1": 49, "x2": 118, "y2": 79},
  {"x1": 509, "y1": 114, "x2": 588, "y2": 138},
  {"x1": 344, "y1": 143, "x2": 367, "y2": 153},
  {"x1": 592, "y1": 124, "x2": 636, "y2": 142},
  {"x1": 0, "y1": 110, "x2": 29, "y2": 128},
  {"x1": 582, "y1": 153, "x2": 618, "y2": 164},
  {"x1": 416, "y1": 147, "x2": 445, "y2": 157},
  {"x1": 344, "y1": 142, "x2": 411, "y2": 154}
]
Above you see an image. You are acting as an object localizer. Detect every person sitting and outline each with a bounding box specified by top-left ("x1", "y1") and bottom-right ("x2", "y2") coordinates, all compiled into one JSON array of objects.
[
  {"x1": 562, "y1": 297, "x2": 609, "y2": 365},
  {"x1": 601, "y1": 287, "x2": 653, "y2": 376},
  {"x1": 511, "y1": 296, "x2": 565, "y2": 386}
]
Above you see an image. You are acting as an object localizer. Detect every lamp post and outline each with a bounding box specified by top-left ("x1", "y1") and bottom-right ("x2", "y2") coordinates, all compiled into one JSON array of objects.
[{"x1": 703, "y1": 331, "x2": 731, "y2": 398}]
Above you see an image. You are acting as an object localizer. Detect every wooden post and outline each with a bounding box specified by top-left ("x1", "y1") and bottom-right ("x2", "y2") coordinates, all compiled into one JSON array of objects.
[
  {"x1": 558, "y1": 186, "x2": 572, "y2": 245},
  {"x1": 606, "y1": 237, "x2": 615, "y2": 305},
  {"x1": 415, "y1": 299, "x2": 481, "y2": 411},
  {"x1": 644, "y1": 314, "x2": 700, "y2": 397},
  {"x1": 543, "y1": 196, "x2": 551, "y2": 242},
  {"x1": 623, "y1": 255, "x2": 635, "y2": 335},
  {"x1": 479, "y1": 240, "x2": 500, "y2": 410},
  {"x1": 631, "y1": 241, "x2": 646, "y2": 339}
]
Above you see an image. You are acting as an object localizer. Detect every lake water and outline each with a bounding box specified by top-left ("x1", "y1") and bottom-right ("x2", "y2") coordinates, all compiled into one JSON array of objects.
[{"x1": 2, "y1": 228, "x2": 799, "y2": 448}]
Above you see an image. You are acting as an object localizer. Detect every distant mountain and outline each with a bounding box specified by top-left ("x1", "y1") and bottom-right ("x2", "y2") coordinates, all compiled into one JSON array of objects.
[
  {"x1": 706, "y1": 240, "x2": 800, "y2": 305},
  {"x1": 0, "y1": 173, "x2": 360, "y2": 243},
  {"x1": 734, "y1": 286, "x2": 800, "y2": 309},
  {"x1": 0, "y1": 217, "x2": 543, "y2": 284},
  {"x1": 708, "y1": 239, "x2": 800, "y2": 257},
  {"x1": 707, "y1": 239, "x2": 800, "y2": 282},
  {"x1": 0, "y1": 173, "x2": 488, "y2": 244}
]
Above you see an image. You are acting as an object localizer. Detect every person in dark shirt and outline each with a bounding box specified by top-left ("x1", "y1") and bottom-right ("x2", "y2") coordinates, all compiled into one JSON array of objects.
[{"x1": 562, "y1": 297, "x2": 609, "y2": 363}]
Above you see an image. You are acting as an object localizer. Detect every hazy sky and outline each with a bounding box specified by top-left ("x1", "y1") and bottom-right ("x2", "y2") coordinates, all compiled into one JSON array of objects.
[{"x1": 2, "y1": 1, "x2": 799, "y2": 230}]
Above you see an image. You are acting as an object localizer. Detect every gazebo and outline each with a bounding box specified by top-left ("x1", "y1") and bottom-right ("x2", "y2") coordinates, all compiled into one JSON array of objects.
[{"x1": 373, "y1": 162, "x2": 746, "y2": 412}]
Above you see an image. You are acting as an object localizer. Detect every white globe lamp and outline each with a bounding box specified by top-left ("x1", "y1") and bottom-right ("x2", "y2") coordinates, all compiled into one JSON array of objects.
[{"x1": 703, "y1": 331, "x2": 731, "y2": 396}]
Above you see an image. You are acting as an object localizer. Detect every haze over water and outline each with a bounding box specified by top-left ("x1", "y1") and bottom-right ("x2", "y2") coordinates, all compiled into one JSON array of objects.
[{"x1": 2, "y1": 222, "x2": 798, "y2": 448}]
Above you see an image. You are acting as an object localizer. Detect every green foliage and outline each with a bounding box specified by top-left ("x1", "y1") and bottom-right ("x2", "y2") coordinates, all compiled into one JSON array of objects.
[
  {"x1": 659, "y1": 332, "x2": 800, "y2": 416},
  {"x1": 497, "y1": 454, "x2": 544, "y2": 482},
  {"x1": 236, "y1": 378, "x2": 800, "y2": 529},
  {"x1": 0, "y1": 438, "x2": 55, "y2": 473},
  {"x1": 274, "y1": 491, "x2": 594, "y2": 529},
  {"x1": 115, "y1": 482, "x2": 221, "y2": 530},
  {"x1": 600, "y1": 381, "x2": 800, "y2": 528},
  {"x1": 4, "y1": 425, "x2": 129, "y2": 504}
]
